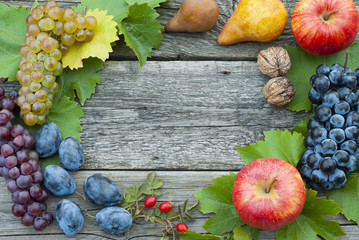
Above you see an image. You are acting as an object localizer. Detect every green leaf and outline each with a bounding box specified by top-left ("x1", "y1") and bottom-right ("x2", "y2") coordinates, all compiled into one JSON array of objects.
[
  {"x1": 75, "y1": 0, "x2": 129, "y2": 23},
  {"x1": 152, "y1": 179, "x2": 163, "y2": 189},
  {"x1": 147, "y1": 172, "x2": 156, "y2": 183},
  {"x1": 126, "y1": 0, "x2": 168, "y2": 8},
  {"x1": 46, "y1": 96, "x2": 84, "y2": 141},
  {"x1": 275, "y1": 189, "x2": 345, "y2": 240},
  {"x1": 118, "y1": 3, "x2": 163, "y2": 67},
  {"x1": 0, "y1": 4, "x2": 29, "y2": 81},
  {"x1": 178, "y1": 230, "x2": 223, "y2": 240},
  {"x1": 285, "y1": 43, "x2": 359, "y2": 112},
  {"x1": 235, "y1": 129, "x2": 305, "y2": 167},
  {"x1": 233, "y1": 226, "x2": 253, "y2": 240},
  {"x1": 55, "y1": 58, "x2": 103, "y2": 106},
  {"x1": 290, "y1": 114, "x2": 313, "y2": 136},
  {"x1": 39, "y1": 154, "x2": 60, "y2": 169},
  {"x1": 327, "y1": 172, "x2": 359, "y2": 224},
  {"x1": 194, "y1": 173, "x2": 258, "y2": 239}
]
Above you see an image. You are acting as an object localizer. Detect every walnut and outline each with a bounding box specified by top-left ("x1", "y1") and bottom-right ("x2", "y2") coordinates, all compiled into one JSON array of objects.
[
  {"x1": 257, "y1": 47, "x2": 291, "y2": 78},
  {"x1": 262, "y1": 77, "x2": 295, "y2": 108}
]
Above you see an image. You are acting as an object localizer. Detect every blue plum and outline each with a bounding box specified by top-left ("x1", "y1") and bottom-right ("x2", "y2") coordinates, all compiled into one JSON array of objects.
[
  {"x1": 59, "y1": 136, "x2": 84, "y2": 170},
  {"x1": 35, "y1": 122, "x2": 62, "y2": 158},
  {"x1": 83, "y1": 174, "x2": 122, "y2": 207},
  {"x1": 43, "y1": 165, "x2": 76, "y2": 196},
  {"x1": 55, "y1": 199, "x2": 84, "y2": 236},
  {"x1": 96, "y1": 207, "x2": 132, "y2": 234}
]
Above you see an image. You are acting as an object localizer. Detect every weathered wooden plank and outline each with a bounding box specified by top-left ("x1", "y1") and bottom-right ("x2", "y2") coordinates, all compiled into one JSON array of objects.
[
  {"x1": 3, "y1": 0, "x2": 359, "y2": 60},
  {"x1": 3, "y1": 61, "x2": 309, "y2": 170},
  {"x1": 0, "y1": 171, "x2": 356, "y2": 239}
]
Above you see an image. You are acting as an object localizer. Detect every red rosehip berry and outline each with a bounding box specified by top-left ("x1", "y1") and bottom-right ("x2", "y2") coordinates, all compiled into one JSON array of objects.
[
  {"x1": 144, "y1": 196, "x2": 156, "y2": 208},
  {"x1": 176, "y1": 223, "x2": 188, "y2": 232},
  {"x1": 158, "y1": 202, "x2": 172, "y2": 212}
]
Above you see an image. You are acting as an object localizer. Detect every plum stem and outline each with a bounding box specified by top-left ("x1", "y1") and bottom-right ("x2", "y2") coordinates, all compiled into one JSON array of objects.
[
  {"x1": 84, "y1": 209, "x2": 95, "y2": 218},
  {"x1": 74, "y1": 190, "x2": 87, "y2": 201},
  {"x1": 322, "y1": 11, "x2": 339, "y2": 21},
  {"x1": 266, "y1": 178, "x2": 278, "y2": 193},
  {"x1": 344, "y1": 52, "x2": 349, "y2": 73}
]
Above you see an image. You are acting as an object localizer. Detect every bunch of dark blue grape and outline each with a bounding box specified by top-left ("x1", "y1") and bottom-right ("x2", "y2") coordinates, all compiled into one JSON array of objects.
[
  {"x1": 300, "y1": 63, "x2": 359, "y2": 190},
  {"x1": 0, "y1": 86, "x2": 53, "y2": 231}
]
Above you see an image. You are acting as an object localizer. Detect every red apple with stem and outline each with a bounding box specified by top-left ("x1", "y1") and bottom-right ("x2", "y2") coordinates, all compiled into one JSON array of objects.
[
  {"x1": 291, "y1": 0, "x2": 359, "y2": 56},
  {"x1": 232, "y1": 158, "x2": 306, "y2": 230}
]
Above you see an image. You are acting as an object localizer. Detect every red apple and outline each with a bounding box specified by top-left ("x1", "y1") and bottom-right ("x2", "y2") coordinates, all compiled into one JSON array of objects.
[
  {"x1": 291, "y1": 0, "x2": 359, "y2": 56},
  {"x1": 232, "y1": 158, "x2": 306, "y2": 230}
]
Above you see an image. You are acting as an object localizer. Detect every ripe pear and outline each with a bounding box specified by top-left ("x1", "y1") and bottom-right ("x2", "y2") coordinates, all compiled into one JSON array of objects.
[
  {"x1": 165, "y1": 0, "x2": 219, "y2": 32},
  {"x1": 218, "y1": 0, "x2": 288, "y2": 45}
]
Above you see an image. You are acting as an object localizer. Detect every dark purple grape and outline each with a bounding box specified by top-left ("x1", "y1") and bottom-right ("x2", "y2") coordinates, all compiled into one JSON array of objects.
[
  {"x1": 27, "y1": 202, "x2": 42, "y2": 216},
  {"x1": 312, "y1": 75, "x2": 330, "y2": 93},
  {"x1": 330, "y1": 63, "x2": 345, "y2": 72},
  {"x1": 2, "y1": 166, "x2": 10, "y2": 179},
  {"x1": 329, "y1": 128, "x2": 346, "y2": 144},
  {"x1": 307, "y1": 153, "x2": 322, "y2": 169},
  {"x1": 330, "y1": 114, "x2": 345, "y2": 128},
  {"x1": 340, "y1": 140, "x2": 357, "y2": 155},
  {"x1": 12, "y1": 203, "x2": 27, "y2": 217},
  {"x1": 0, "y1": 87, "x2": 5, "y2": 99},
  {"x1": 1, "y1": 97, "x2": 16, "y2": 111},
  {"x1": 334, "y1": 101, "x2": 350, "y2": 115},
  {"x1": 16, "y1": 175, "x2": 33, "y2": 189},
  {"x1": 342, "y1": 72, "x2": 357, "y2": 89},
  {"x1": 17, "y1": 190, "x2": 30, "y2": 204},
  {"x1": 10, "y1": 124, "x2": 24, "y2": 137},
  {"x1": 5, "y1": 155, "x2": 17, "y2": 169},
  {"x1": 309, "y1": 88, "x2": 323, "y2": 104},
  {"x1": 36, "y1": 190, "x2": 48, "y2": 203},
  {"x1": 33, "y1": 217, "x2": 47, "y2": 231},
  {"x1": 320, "y1": 139, "x2": 337, "y2": 156},
  {"x1": 8, "y1": 167, "x2": 20, "y2": 179},
  {"x1": 21, "y1": 213, "x2": 35, "y2": 226},
  {"x1": 322, "y1": 90, "x2": 340, "y2": 108},
  {"x1": 337, "y1": 87, "x2": 351, "y2": 100},
  {"x1": 316, "y1": 64, "x2": 330, "y2": 76},
  {"x1": 328, "y1": 70, "x2": 342, "y2": 85},
  {"x1": 333, "y1": 150, "x2": 350, "y2": 167},
  {"x1": 310, "y1": 127, "x2": 327, "y2": 145},
  {"x1": 346, "y1": 111, "x2": 359, "y2": 127},
  {"x1": 300, "y1": 164, "x2": 313, "y2": 181},
  {"x1": 23, "y1": 134, "x2": 35, "y2": 149},
  {"x1": 31, "y1": 171, "x2": 44, "y2": 183},
  {"x1": 20, "y1": 162, "x2": 33, "y2": 175},
  {"x1": 329, "y1": 169, "x2": 347, "y2": 187},
  {"x1": 0, "y1": 126, "x2": 10, "y2": 140},
  {"x1": 7, "y1": 180, "x2": 18, "y2": 193},
  {"x1": 345, "y1": 93, "x2": 359, "y2": 107},
  {"x1": 40, "y1": 211, "x2": 53, "y2": 225},
  {"x1": 0, "y1": 155, "x2": 5, "y2": 167},
  {"x1": 28, "y1": 150, "x2": 39, "y2": 161},
  {"x1": 8, "y1": 89, "x2": 18, "y2": 100},
  {"x1": 13, "y1": 135, "x2": 25, "y2": 147},
  {"x1": 315, "y1": 105, "x2": 332, "y2": 122},
  {"x1": 307, "y1": 118, "x2": 323, "y2": 131},
  {"x1": 0, "y1": 112, "x2": 10, "y2": 126},
  {"x1": 28, "y1": 159, "x2": 39, "y2": 172},
  {"x1": 1, "y1": 144, "x2": 14, "y2": 157},
  {"x1": 16, "y1": 150, "x2": 29, "y2": 164},
  {"x1": 345, "y1": 126, "x2": 359, "y2": 140},
  {"x1": 29, "y1": 185, "x2": 43, "y2": 199},
  {"x1": 301, "y1": 149, "x2": 314, "y2": 164},
  {"x1": 320, "y1": 157, "x2": 337, "y2": 175}
]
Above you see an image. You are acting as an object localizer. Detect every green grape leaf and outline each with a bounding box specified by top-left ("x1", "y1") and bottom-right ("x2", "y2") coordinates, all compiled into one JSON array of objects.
[
  {"x1": 39, "y1": 154, "x2": 60, "y2": 169},
  {"x1": 327, "y1": 172, "x2": 359, "y2": 224},
  {"x1": 285, "y1": 43, "x2": 359, "y2": 112},
  {"x1": 235, "y1": 129, "x2": 305, "y2": 167},
  {"x1": 0, "y1": 4, "x2": 29, "y2": 82},
  {"x1": 75, "y1": 0, "x2": 129, "y2": 23},
  {"x1": 46, "y1": 96, "x2": 84, "y2": 141},
  {"x1": 290, "y1": 114, "x2": 313, "y2": 136},
  {"x1": 126, "y1": 0, "x2": 168, "y2": 8},
  {"x1": 275, "y1": 189, "x2": 345, "y2": 240},
  {"x1": 194, "y1": 173, "x2": 259, "y2": 239},
  {"x1": 118, "y1": 3, "x2": 163, "y2": 67},
  {"x1": 233, "y1": 226, "x2": 253, "y2": 240},
  {"x1": 56, "y1": 58, "x2": 103, "y2": 106},
  {"x1": 178, "y1": 230, "x2": 223, "y2": 240}
]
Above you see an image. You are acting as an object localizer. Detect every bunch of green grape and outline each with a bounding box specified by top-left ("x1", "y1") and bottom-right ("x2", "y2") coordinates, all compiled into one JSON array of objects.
[{"x1": 16, "y1": 0, "x2": 97, "y2": 126}]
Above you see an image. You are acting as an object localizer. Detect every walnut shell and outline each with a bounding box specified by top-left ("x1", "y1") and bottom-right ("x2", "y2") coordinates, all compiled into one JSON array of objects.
[
  {"x1": 257, "y1": 47, "x2": 291, "y2": 78},
  {"x1": 262, "y1": 77, "x2": 295, "y2": 108}
]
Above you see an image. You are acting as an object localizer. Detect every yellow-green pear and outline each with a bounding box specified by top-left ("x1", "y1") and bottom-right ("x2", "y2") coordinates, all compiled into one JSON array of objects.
[{"x1": 218, "y1": 0, "x2": 288, "y2": 45}]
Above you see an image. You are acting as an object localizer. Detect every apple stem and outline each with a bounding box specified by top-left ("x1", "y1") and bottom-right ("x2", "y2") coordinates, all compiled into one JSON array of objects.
[
  {"x1": 322, "y1": 11, "x2": 339, "y2": 21},
  {"x1": 344, "y1": 52, "x2": 349, "y2": 73},
  {"x1": 266, "y1": 178, "x2": 278, "y2": 193},
  {"x1": 220, "y1": 229, "x2": 234, "y2": 236}
]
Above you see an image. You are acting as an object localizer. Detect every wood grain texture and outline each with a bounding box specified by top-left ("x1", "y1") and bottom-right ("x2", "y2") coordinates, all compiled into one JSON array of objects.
[
  {"x1": 0, "y1": 171, "x2": 356, "y2": 239},
  {"x1": 3, "y1": 0, "x2": 359, "y2": 60},
  {"x1": 4, "y1": 60, "x2": 309, "y2": 170}
]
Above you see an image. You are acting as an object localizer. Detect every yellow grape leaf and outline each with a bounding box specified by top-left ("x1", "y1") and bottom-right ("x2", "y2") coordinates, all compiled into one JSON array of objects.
[{"x1": 62, "y1": 9, "x2": 119, "y2": 69}]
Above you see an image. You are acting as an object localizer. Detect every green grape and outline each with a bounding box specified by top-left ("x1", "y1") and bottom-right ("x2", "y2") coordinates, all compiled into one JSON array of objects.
[
  {"x1": 47, "y1": 93, "x2": 55, "y2": 102},
  {"x1": 59, "y1": 43, "x2": 69, "y2": 55},
  {"x1": 37, "y1": 51, "x2": 49, "y2": 62},
  {"x1": 32, "y1": 101, "x2": 46, "y2": 115},
  {"x1": 17, "y1": 95, "x2": 26, "y2": 107},
  {"x1": 45, "y1": 99, "x2": 53, "y2": 109},
  {"x1": 44, "y1": 0, "x2": 58, "y2": 13},
  {"x1": 20, "y1": 86, "x2": 31, "y2": 96},
  {"x1": 16, "y1": 70, "x2": 22, "y2": 81},
  {"x1": 25, "y1": 93, "x2": 36, "y2": 105},
  {"x1": 48, "y1": 6, "x2": 63, "y2": 20},
  {"x1": 35, "y1": 89, "x2": 48, "y2": 103},
  {"x1": 20, "y1": 62, "x2": 33, "y2": 75},
  {"x1": 76, "y1": 15, "x2": 87, "y2": 29},
  {"x1": 36, "y1": 32, "x2": 49, "y2": 42},
  {"x1": 61, "y1": 33, "x2": 75, "y2": 46},
  {"x1": 41, "y1": 37, "x2": 58, "y2": 53},
  {"x1": 40, "y1": 87, "x2": 50, "y2": 93},
  {"x1": 28, "y1": 39, "x2": 41, "y2": 53},
  {"x1": 44, "y1": 57, "x2": 58, "y2": 71},
  {"x1": 19, "y1": 45, "x2": 30, "y2": 58},
  {"x1": 74, "y1": 29, "x2": 86, "y2": 42},
  {"x1": 18, "y1": 58, "x2": 27, "y2": 68},
  {"x1": 21, "y1": 102, "x2": 32, "y2": 114},
  {"x1": 25, "y1": 36, "x2": 36, "y2": 45},
  {"x1": 23, "y1": 112, "x2": 38, "y2": 126},
  {"x1": 50, "y1": 49, "x2": 62, "y2": 61},
  {"x1": 84, "y1": 29, "x2": 94, "y2": 42},
  {"x1": 38, "y1": 18, "x2": 55, "y2": 31},
  {"x1": 49, "y1": 82, "x2": 59, "y2": 94},
  {"x1": 25, "y1": 52, "x2": 37, "y2": 63},
  {"x1": 31, "y1": 7, "x2": 44, "y2": 21},
  {"x1": 29, "y1": 82, "x2": 42, "y2": 92},
  {"x1": 53, "y1": 21, "x2": 64, "y2": 35},
  {"x1": 31, "y1": 70, "x2": 44, "y2": 83},
  {"x1": 19, "y1": 74, "x2": 31, "y2": 87},
  {"x1": 37, "y1": 115, "x2": 46, "y2": 125},
  {"x1": 64, "y1": 20, "x2": 77, "y2": 34},
  {"x1": 63, "y1": 8, "x2": 76, "y2": 21},
  {"x1": 33, "y1": 62, "x2": 45, "y2": 71},
  {"x1": 53, "y1": 62, "x2": 63, "y2": 76},
  {"x1": 26, "y1": 15, "x2": 37, "y2": 25},
  {"x1": 43, "y1": 70, "x2": 54, "y2": 76},
  {"x1": 85, "y1": 16, "x2": 97, "y2": 30},
  {"x1": 27, "y1": 24, "x2": 40, "y2": 37}
]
